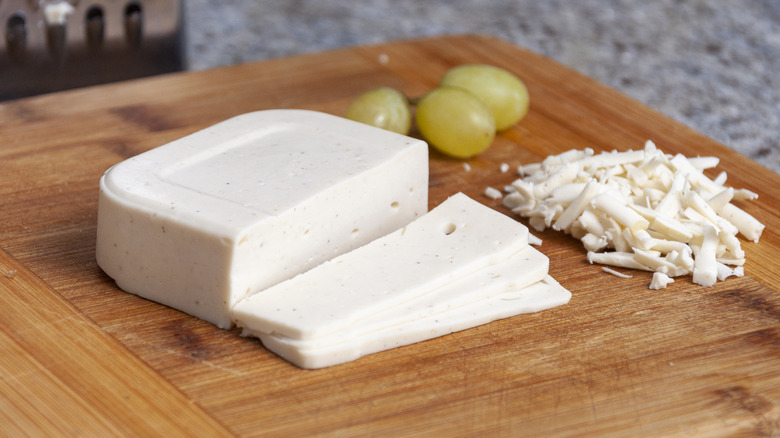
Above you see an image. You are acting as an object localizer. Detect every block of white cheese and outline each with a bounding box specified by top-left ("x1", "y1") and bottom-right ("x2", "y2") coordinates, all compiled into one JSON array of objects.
[
  {"x1": 233, "y1": 192, "x2": 531, "y2": 341},
  {"x1": 258, "y1": 276, "x2": 571, "y2": 369},
  {"x1": 96, "y1": 110, "x2": 429, "y2": 328}
]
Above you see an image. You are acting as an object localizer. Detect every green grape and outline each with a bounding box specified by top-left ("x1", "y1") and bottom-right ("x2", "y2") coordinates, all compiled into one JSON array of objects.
[
  {"x1": 416, "y1": 86, "x2": 496, "y2": 158},
  {"x1": 440, "y1": 64, "x2": 529, "y2": 131},
  {"x1": 345, "y1": 87, "x2": 411, "y2": 135}
]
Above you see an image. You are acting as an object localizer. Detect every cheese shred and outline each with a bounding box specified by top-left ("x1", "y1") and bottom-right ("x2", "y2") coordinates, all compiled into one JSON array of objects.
[{"x1": 502, "y1": 140, "x2": 764, "y2": 288}]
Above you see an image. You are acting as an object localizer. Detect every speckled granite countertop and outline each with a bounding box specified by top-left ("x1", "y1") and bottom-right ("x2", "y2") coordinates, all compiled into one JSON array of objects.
[{"x1": 183, "y1": 0, "x2": 779, "y2": 174}]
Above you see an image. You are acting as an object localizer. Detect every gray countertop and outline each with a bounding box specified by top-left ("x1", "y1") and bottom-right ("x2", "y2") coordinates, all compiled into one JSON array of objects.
[{"x1": 183, "y1": 0, "x2": 779, "y2": 174}]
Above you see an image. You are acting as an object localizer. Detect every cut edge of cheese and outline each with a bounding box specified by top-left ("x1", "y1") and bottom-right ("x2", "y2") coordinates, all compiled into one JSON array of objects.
[
  {"x1": 256, "y1": 276, "x2": 571, "y2": 369},
  {"x1": 252, "y1": 245, "x2": 549, "y2": 351}
]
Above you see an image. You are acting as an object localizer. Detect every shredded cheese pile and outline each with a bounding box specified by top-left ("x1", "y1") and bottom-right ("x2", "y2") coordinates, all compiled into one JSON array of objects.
[{"x1": 501, "y1": 140, "x2": 765, "y2": 289}]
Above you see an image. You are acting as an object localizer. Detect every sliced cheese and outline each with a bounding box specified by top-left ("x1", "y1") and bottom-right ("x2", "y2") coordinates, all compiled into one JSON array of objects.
[
  {"x1": 369, "y1": 245, "x2": 549, "y2": 328},
  {"x1": 96, "y1": 110, "x2": 429, "y2": 328},
  {"x1": 258, "y1": 276, "x2": 571, "y2": 369},
  {"x1": 245, "y1": 245, "x2": 548, "y2": 350},
  {"x1": 232, "y1": 192, "x2": 531, "y2": 341}
]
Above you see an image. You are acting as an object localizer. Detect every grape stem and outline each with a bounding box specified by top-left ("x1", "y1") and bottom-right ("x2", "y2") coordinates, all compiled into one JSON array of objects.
[{"x1": 407, "y1": 95, "x2": 423, "y2": 106}]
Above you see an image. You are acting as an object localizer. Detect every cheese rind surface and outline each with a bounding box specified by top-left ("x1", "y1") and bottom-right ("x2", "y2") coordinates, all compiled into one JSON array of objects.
[
  {"x1": 233, "y1": 192, "x2": 531, "y2": 340},
  {"x1": 96, "y1": 110, "x2": 429, "y2": 328}
]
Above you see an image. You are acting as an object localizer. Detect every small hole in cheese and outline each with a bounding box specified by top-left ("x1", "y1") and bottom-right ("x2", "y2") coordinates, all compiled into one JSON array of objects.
[
  {"x1": 442, "y1": 223, "x2": 457, "y2": 235},
  {"x1": 390, "y1": 201, "x2": 400, "y2": 209},
  {"x1": 351, "y1": 228, "x2": 359, "y2": 237}
]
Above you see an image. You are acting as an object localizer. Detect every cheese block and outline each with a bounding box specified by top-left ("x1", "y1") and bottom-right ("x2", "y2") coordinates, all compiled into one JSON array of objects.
[
  {"x1": 232, "y1": 192, "x2": 531, "y2": 341},
  {"x1": 96, "y1": 110, "x2": 429, "y2": 328},
  {"x1": 259, "y1": 276, "x2": 572, "y2": 369}
]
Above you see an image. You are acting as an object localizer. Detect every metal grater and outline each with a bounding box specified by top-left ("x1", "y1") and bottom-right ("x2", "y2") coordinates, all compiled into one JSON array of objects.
[{"x1": 1, "y1": 0, "x2": 183, "y2": 100}]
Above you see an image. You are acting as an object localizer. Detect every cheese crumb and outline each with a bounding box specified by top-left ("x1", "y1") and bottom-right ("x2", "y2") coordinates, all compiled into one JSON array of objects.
[
  {"x1": 463, "y1": 163, "x2": 471, "y2": 172},
  {"x1": 500, "y1": 163, "x2": 510, "y2": 173},
  {"x1": 528, "y1": 233, "x2": 543, "y2": 246},
  {"x1": 484, "y1": 186, "x2": 503, "y2": 200},
  {"x1": 649, "y1": 272, "x2": 674, "y2": 289},
  {"x1": 602, "y1": 267, "x2": 632, "y2": 278}
]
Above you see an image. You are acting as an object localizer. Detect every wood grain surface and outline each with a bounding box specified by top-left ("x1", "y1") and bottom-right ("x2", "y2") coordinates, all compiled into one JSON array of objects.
[{"x1": 1, "y1": 35, "x2": 779, "y2": 437}]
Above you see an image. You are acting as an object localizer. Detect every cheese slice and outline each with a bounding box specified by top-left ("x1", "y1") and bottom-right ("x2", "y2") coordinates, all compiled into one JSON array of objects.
[
  {"x1": 96, "y1": 110, "x2": 429, "y2": 328},
  {"x1": 345, "y1": 245, "x2": 549, "y2": 334},
  {"x1": 232, "y1": 192, "x2": 531, "y2": 341},
  {"x1": 271, "y1": 245, "x2": 549, "y2": 347},
  {"x1": 258, "y1": 276, "x2": 571, "y2": 369}
]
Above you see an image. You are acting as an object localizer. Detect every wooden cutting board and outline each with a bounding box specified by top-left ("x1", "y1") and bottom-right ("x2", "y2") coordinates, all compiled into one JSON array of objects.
[{"x1": 1, "y1": 35, "x2": 779, "y2": 437}]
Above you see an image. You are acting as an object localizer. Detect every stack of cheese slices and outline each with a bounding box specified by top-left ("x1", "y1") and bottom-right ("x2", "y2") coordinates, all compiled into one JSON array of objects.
[
  {"x1": 96, "y1": 110, "x2": 570, "y2": 369},
  {"x1": 234, "y1": 192, "x2": 571, "y2": 368}
]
